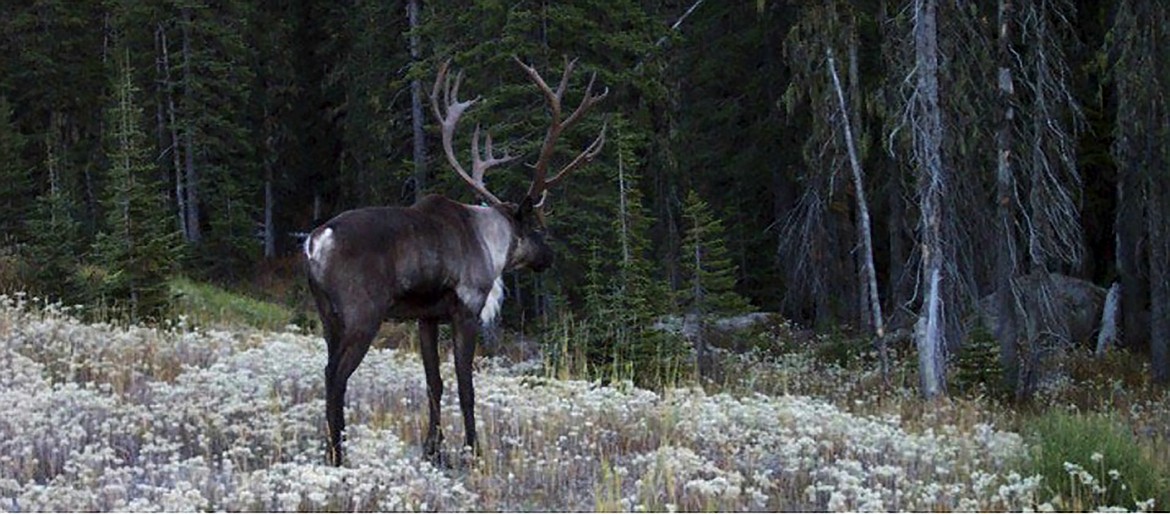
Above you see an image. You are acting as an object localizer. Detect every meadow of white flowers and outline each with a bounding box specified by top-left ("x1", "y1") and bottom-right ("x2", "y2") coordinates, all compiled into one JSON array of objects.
[{"x1": 0, "y1": 293, "x2": 1065, "y2": 511}]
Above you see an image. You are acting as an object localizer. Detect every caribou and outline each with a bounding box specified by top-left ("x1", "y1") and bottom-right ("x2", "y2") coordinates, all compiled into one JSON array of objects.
[{"x1": 304, "y1": 57, "x2": 607, "y2": 466}]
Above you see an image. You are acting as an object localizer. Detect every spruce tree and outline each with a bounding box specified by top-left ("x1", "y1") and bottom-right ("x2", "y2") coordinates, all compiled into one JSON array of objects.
[
  {"x1": 0, "y1": 96, "x2": 31, "y2": 243},
  {"x1": 601, "y1": 123, "x2": 683, "y2": 387},
  {"x1": 87, "y1": 53, "x2": 180, "y2": 320},
  {"x1": 680, "y1": 189, "x2": 751, "y2": 316},
  {"x1": 25, "y1": 182, "x2": 83, "y2": 304}
]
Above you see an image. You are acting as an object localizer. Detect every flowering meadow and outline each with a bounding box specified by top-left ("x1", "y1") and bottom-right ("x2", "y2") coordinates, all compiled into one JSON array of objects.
[{"x1": 0, "y1": 294, "x2": 1156, "y2": 512}]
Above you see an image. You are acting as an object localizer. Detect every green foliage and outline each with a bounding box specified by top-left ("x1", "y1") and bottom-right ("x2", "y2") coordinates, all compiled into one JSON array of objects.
[
  {"x1": 570, "y1": 123, "x2": 686, "y2": 389},
  {"x1": 169, "y1": 0, "x2": 261, "y2": 278},
  {"x1": 168, "y1": 276, "x2": 294, "y2": 331},
  {"x1": 810, "y1": 330, "x2": 872, "y2": 369},
  {"x1": 24, "y1": 187, "x2": 84, "y2": 305},
  {"x1": 334, "y1": 0, "x2": 411, "y2": 207},
  {"x1": 953, "y1": 324, "x2": 1008, "y2": 398},
  {"x1": 679, "y1": 189, "x2": 751, "y2": 316},
  {"x1": 673, "y1": 2, "x2": 794, "y2": 310},
  {"x1": 1027, "y1": 411, "x2": 1168, "y2": 511},
  {"x1": 0, "y1": 96, "x2": 32, "y2": 243},
  {"x1": 86, "y1": 53, "x2": 181, "y2": 321}
]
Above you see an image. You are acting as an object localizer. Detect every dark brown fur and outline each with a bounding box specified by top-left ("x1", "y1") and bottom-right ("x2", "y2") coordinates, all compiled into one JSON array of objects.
[{"x1": 305, "y1": 194, "x2": 550, "y2": 465}]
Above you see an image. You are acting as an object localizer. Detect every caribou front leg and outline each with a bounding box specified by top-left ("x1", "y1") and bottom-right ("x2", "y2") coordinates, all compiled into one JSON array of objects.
[{"x1": 453, "y1": 313, "x2": 480, "y2": 456}]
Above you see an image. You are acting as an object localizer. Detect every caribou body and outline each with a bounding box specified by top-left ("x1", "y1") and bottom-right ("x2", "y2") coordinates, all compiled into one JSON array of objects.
[{"x1": 305, "y1": 57, "x2": 606, "y2": 466}]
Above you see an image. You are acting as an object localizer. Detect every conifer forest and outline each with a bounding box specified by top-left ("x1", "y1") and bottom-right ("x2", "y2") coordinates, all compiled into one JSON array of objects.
[
  {"x1": 1, "y1": 0, "x2": 1169, "y2": 400},
  {"x1": 6, "y1": 1, "x2": 1170, "y2": 511}
]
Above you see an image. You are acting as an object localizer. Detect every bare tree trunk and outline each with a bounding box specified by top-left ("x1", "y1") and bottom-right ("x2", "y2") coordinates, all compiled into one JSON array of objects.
[
  {"x1": 827, "y1": 48, "x2": 887, "y2": 380},
  {"x1": 408, "y1": 0, "x2": 426, "y2": 203},
  {"x1": 263, "y1": 156, "x2": 276, "y2": 259},
  {"x1": 912, "y1": 0, "x2": 947, "y2": 400},
  {"x1": 1151, "y1": 174, "x2": 1169, "y2": 383},
  {"x1": 47, "y1": 112, "x2": 60, "y2": 203},
  {"x1": 181, "y1": 9, "x2": 201, "y2": 244},
  {"x1": 618, "y1": 135, "x2": 630, "y2": 265},
  {"x1": 691, "y1": 240, "x2": 711, "y2": 379},
  {"x1": 153, "y1": 26, "x2": 168, "y2": 186},
  {"x1": 1096, "y1": 282, "x2": 1121, "y2": 356},
  {"x1": 994, "y1": 0, "x2": 1021, "y2": 397},
  {"x1": 1116, "y1": 173, "x2": 1148, "y2": 352},
  {"x1": 159, "y1": 24, "x2": 188, "y2": 241}
]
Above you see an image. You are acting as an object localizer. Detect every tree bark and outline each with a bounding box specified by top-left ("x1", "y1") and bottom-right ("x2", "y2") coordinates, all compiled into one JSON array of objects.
[
  {"x1": 618, "y1": 136, "x2": 630, "y2": 266},
  {"x1": 1116, "y1": 170, "x2": 1148, "y2": 352},
  {"x1": 159, "y1": 24, "x2": 188, "y2": 241},
  {"x1": 827, "y1": 48, "x2": 887, "y2": 380},
  {"x1": 912, "y1": 0, "x2": 947, "y2": 399},
  {"x1": 1150, "y1": 171, "x2": 1169, "y2": 383},
  {"x1": 181, "y1": 9, "x2": 201, "y2": 244},
  {"x1": 690, "y1": 242, "x2": 711, "y2": 380},
  {"x1": 263, "y1": 133, "x2": 276, "y2": 259},
  {"x1": 995, "y1": 0, "x2": 1021, "y2": 397},
  {"x1": 1096, "y1": 282, "x2": 1121, "y2": 356},
  {"x1": 408, "y1": 0, "x2": 426, "y2": 203}
]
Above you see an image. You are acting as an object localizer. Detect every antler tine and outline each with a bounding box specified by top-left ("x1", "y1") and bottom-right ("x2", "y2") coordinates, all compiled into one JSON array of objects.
[
  {"x1": 513, "y1": 55, "x2": 561, "y2": 121},
  {"x1": 545, "y1": 121, "x2": 607, "y2": 189},
  {"x1": 471, "y1": 126, "x2": 517, "y2": 187},
  {"x1": 515, "y1": 57, "x2": 608, "y2": 202},
  {"x1": 562, "y1": 73, "x2": 608, "y2": 129},
  {"x1": 554, "y1": 57, "x2": 577, "y2": 104},
  {"x1": 430, "y1": 59, "x2": 505, "y2": 206}
]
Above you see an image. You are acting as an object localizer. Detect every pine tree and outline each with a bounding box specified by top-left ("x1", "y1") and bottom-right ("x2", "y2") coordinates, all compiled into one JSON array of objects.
[
  {"x1": 597, "y1": 123, "x2": 682, "y2": 387},
  {"x1": 680, "y1": 189, "x2": 751, "y2": 316},
  {"x1": 154, "y1": 0, "x2": 259, "y2": 277},
  {"x1": 0, "y1": 96, "x2": 31, "y2": 243},
  {"x1": 24, "y1": 151, "x2": 83, "y2": 304},
  {"x1": 87, "y1": 52, "x2": 180, "y2": 320}
]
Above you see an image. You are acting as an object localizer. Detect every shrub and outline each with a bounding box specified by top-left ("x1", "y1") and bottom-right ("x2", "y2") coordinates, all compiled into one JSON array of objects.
[{"x1": 953, "y1": 324, "x2": 1008, "y2": 398}]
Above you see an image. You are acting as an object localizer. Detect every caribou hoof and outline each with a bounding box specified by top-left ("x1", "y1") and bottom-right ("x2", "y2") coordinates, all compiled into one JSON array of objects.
[
  {"x1": 327, "y1": 446, "x2": 344, "y2": 467},
  {"x1": 425, "y1": 447, "x2": 452, "y2": 469}
]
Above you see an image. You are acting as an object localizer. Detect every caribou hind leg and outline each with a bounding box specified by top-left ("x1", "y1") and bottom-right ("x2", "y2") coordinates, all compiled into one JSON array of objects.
[
  {"x1": 324, "y1": 312, "x2": 378, "y2": 466},
  {"x1": 418, "y1": 318, "x2": 445, "y2": 464}
]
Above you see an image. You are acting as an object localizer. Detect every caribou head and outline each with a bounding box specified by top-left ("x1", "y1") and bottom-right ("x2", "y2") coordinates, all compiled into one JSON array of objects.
[{"x1": 304, "y1": 57, "x2": 606, "y2": 466}]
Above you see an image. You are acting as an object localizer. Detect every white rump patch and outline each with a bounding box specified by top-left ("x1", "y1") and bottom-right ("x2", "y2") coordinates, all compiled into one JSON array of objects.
[{"x1": 304, "y1": 227, "x2": 335, "y2": 267}]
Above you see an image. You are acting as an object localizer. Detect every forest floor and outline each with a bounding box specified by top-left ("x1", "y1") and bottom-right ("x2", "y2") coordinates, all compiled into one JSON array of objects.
[{"x1": 0, "y1": 292, "x2": 1166, "y2": 511}]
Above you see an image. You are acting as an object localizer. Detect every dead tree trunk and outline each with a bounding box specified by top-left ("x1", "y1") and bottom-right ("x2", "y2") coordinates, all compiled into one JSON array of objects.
[
  {"x1": 1095, "y1": 282, "x2": 1121, "y2": 356},
  {"x1": 181, "y1": 9, "x2": 201, "y2": 244},
  {"x1": 159, "y1": 24, "x2": 188, "y2": 241},
  {"x1": 994, "y1": 0, "x2": 1022, "y2": 396},
  {"x1": 408, "y1": 0, "x2": 426, "y2": 202},
  {"x1": 1151, "y1": 175, "x2": 1169, "y2": 383},
  {"x1": 690, "y1": 241, "x2": 711, "y2": 380},
  {"x1": 912, "y1": 0, "x2": 948, "y2": 399},
  {"x1": 263, "y1": 118, "x2": 276, "y2": 259},
  {"x1": 827, "y1": 48, "x2": 887, "y2": 381}
]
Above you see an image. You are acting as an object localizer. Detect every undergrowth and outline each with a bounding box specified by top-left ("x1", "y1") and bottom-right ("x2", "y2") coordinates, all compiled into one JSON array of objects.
[
  {"x1": 1, "y1": 284, "x2": 1167, "y2": 512},
  {"x1": 168, "y1": 276, "x2": 296, "y2": 332}
]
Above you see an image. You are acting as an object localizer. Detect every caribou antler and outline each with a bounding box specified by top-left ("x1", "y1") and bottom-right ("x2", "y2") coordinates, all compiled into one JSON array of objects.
[
  {"x1": 430, "y1": 60, "x2": 515, "y2": 206},
  {"x1": 513, "y1": 56, "x2": 609, "y2": 206},
  {"x1": 431, "y1": 58, "x2": 607, "y2": 211}
]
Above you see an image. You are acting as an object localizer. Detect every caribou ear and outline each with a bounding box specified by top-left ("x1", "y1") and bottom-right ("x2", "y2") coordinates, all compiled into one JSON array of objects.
[{"x1": 517, "y1": 196, "x2": 535, "y2": 220}]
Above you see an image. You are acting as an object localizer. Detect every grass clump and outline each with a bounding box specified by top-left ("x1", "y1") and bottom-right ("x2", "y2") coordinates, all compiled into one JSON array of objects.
[
  {"x1": 169, "y1": 276, "x2": 295, "y2": 331},
  {"x1": 1026, "y1": 410, "x2": 1166, "y2": 511}
]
